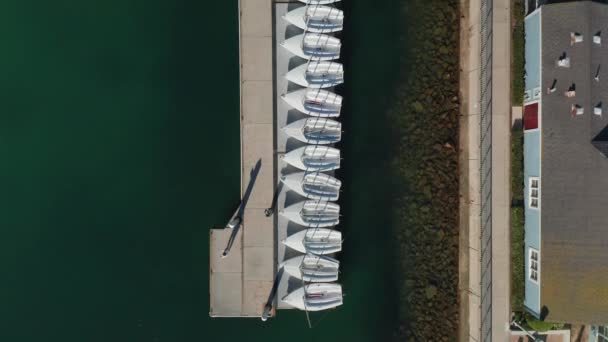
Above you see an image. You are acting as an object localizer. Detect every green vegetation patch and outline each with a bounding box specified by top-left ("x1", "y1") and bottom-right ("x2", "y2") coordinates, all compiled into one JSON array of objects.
[
  {"x1": 511, "y1": 125, "x2": 525, "y2": 311},
  {"x1": 512, "y1": 0, "x2": 525, "y2": 106}
]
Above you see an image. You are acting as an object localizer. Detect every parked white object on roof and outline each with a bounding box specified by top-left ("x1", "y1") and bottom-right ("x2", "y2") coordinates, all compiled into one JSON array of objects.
[
  {"x1": 282, "y1": 228, "x2": 342, "y2": 254},
  {"x1": 571, "y1": 104, "x2": 584, "y2": 116},
  {"x1": 594, "y1": 31, "x2": 601, "y2": 45},
  {"x1": 282, "y1": 33, "x2": 341, "y2": 60},
  {"x1": 282, "y1": 88, "x2": 342, "y2": 117},
  {"x1": 283, "y1": 5, "x2": 344, "y2": 33},
  {"x1": 557, "y1": 57, "x2": 571, "y2": 68},
  {"x1": 282, "y1": 283, "x2": 343, "y2": 311},
  {"x1": 571, "y1": 32, "x2": 583, "y2": 45}
]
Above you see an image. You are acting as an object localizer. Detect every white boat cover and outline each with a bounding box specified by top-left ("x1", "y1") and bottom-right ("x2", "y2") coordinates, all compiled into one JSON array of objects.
[
  {"x1": 282, "y1": 145, "x2": 340, "y2": 171},
  {"x1": 281, "y1": 33, "x2": 341, "y2": 60},
  {"x1": 298, "y1": 0, "x2": 341, "y2": 4},
  {"x1": 282, "y1": 118, "x2": 341, "y2": 144},
  {"x1": 280, "y1": 253, "x2": 340, "y2": 282},
  {"x1": 282, "y1": 228, "x2": 342, "y2": 254},
  {"x1": 285, "y1": 61, "x2": 344, "y2": 88},
  {"x1": 281, "y1": 200, "x2": 340, "y2": 227},
  {"x1": 282, "y1": 283, "x2": 343, "y2": 311},
  {"x1": 282, "y1": 88, "x2": 342, "y2": 117},
  {"x1": 284, "y1": 6, "x2": 344, "y2": 33},
  {"x1": 280, "y1": 171, "x2": 341, "y2": 201}
]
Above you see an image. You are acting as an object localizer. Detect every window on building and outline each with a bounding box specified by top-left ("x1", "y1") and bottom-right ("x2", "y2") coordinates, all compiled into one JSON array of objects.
[
  {"x1": 599, "y1": 326, "x2": 608, "y2": 342},
  {"x1": 529, "y1": 248, "x2": 540, "y2": 284},
  {"x1": 529, "y1": 177, "x2": 540, "y2": 209}
]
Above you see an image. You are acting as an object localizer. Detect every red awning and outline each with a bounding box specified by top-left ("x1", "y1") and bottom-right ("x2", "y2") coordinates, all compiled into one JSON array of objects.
[{"x1": 524, "y1": 103, "x2": 539, "y2": 130}]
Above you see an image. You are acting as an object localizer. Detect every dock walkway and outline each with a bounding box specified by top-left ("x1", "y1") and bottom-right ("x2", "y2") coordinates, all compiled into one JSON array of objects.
[{"x1": 209, "y1": 0, "x2": 275, "y2": 318}]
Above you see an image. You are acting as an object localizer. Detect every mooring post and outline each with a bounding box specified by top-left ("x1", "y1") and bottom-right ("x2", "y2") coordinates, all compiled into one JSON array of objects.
[
  {"x1": 265, "y1": 181, "x2": 283, "y2": 217},
  {"x1": 221, "y1": 216, "x2": 241, "y2": 258},
  {"x1": 261, "y1": 268, "x2": 283, "y2": 321}
]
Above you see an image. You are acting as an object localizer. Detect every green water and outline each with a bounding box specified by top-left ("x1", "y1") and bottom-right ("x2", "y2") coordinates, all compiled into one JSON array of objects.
[{"x1": 0, "y1": 1, "x2": 405, "y2": 341}]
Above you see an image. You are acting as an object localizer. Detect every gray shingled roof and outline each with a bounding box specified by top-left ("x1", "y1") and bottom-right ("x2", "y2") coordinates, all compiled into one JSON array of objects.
[{"x1": 540, "y1": 1, "x2": 608, "y2": 324}]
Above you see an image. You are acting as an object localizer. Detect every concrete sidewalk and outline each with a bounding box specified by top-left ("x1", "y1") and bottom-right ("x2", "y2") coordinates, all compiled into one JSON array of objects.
[
  {"x1": 491, "y1": 0, "x2": 512, "y2": 340},
  {"x1": 209, "y1": 0, "x2": 275, "y2": 318},
  {"x1": 460, "y1": 0, "x2": 512, "y2": 339},
  {"x1": 459, "y1": 0, "x2": 482, "y2": 339}
]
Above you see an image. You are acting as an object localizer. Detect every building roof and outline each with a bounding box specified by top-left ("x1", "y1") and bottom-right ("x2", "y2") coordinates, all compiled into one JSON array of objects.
[{"x1": 539, "y1": 1, "x2": 608, "y2": 324}]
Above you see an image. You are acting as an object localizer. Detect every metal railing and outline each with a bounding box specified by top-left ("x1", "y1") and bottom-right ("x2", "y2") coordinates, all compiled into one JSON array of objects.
[{"x1": 479, "y1": 0, "x2": 493, "y2": 340}]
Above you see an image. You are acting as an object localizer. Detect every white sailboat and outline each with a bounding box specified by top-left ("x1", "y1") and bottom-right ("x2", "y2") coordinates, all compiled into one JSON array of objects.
[
  {"x1": 282, "y1": 228, "x2": 342, "y2": 254},
  {"x1": 282, "y1": 88, "x2": 342, "y2": 117},
  {"x1": 281, "y1": 200, "x2": 340, "y2": 227},
  {"x1": 282, "y1": 283, "x2": 343, "y2": 311},
  {"x1": 281, "y1": 33, "x2": 341, "y2": 60},
  {"x1": 285, "y1": 61, "x2": 344, "y2": 88},
  {"x1": 283, "y1": 6, "x2": 344, "y2": 33},
  {"x1": 282, "y1": 118, "x2": 342, "y2": 144},
  {"x1": 282, "y1": 145, "x2": 340, "y2": 171},
  {"x1": 280, "y1": 171, "x2": 341, "y2": 201},
  {"x1": 298, "y1": 0, "x2": 341, "y2": 4},
  {"x1": 280, "y1": 253, "x2": 340, "y2": 282}
]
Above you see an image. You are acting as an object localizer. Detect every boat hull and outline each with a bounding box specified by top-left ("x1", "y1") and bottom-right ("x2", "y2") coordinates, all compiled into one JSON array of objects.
[
  {"x1": 281, "y1": 171, "x2": 341, "y2": 201},
  {"x1": 280, "y1": 254, "x2": 340, "y2": 282},
  {"x1": 282, "y1": 283, "x2": 343, "y2": 311},
  {"x1": 282, "y1": 89, "x2": 342, "y2": 117},
  {"x1": 298, "y1": 0, "x2": 341, "y2": 4},
  {"x1": 282, "y1": 145, "x2": 341, "y2": 171},
  {"x1": 285, "y1": 61, "x2": 344, "y2": 88},
  {"x1": 282, "y1": 118, "x2": 342, "y2": 144},
  {"x1": 281, "y1": 200, "x2": 340, "y2": 227},
  {"x1": 282, "y1": 228, "x2": 342, "y2": 254},
  {"x1": 281, "y1": 33, "x2": 341, "y2": 60},
  {"x1": 283, "y1": 6, "x2": 344, "y2": 33}
]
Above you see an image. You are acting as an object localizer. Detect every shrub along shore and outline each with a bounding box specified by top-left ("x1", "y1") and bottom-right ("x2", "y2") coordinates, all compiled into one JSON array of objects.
[{"x1": 388, "y1": 0, "x2": 460, "y2": 340}]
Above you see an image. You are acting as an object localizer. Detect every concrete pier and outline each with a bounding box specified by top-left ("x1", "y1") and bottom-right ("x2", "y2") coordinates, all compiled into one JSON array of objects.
[{"x1": 209, "y1": 0, "x2": 275, "y2": 318}]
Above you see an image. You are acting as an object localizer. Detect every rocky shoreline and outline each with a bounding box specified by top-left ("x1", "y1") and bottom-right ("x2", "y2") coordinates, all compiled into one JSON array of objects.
[{"x1": 388, "y1": 0, "x2": 460, "y2": 340}]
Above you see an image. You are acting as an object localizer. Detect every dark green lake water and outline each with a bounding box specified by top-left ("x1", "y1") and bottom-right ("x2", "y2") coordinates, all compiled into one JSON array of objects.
[{"x1": 0, "y1": 1, "x2": 404, "y2": 341}]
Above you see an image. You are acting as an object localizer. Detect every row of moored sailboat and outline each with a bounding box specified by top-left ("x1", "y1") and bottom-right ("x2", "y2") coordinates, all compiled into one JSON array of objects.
[{"x1": 278, "y1": 0, "x2": 345, "y2": 312}]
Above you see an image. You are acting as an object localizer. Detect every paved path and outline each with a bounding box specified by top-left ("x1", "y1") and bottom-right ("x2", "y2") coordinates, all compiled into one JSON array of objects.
[
  {"x1": 460, "y1": 0, "x2": 512, "y2": 339},
  {"x1": 491, "y1": 0, "x2": 512, "y2": 339},
  {"x1": 459, "y1": 0, "x2": 482, "y2": 338}
]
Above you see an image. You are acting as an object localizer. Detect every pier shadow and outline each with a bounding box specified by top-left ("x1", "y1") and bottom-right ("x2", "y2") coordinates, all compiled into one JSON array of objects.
[
  {"x1": 222, "y1": 159, "x2": 262, "y2": 256},
  {"x1": 279, "y1": 164, "x2": 303, "y2": 176},
  {"x1": 286, "y1": 109, "x2": 307, "y2": 123},
  {"x1": 266, "y1": 181, "x2": 284, "y2": 215},
  {"x1": 263, "y1": 267, "x2": 285, "y2": 315},
  {"x1": 238, "y1": 158, "x2": 262, "y2": 219},
  {"x1": 283, "y1": 190, "x2": 306, "y2": 208},
  {"x1": 287, "y1": 56, "x2": 307, "y2": 71},
  {"x1": 287, "y1": 2, "x2": 303, "y2": 11},
  {"x1": 285, "y1": 221, "x2": 307, "y2": 237},
  {"x1": 286, "y1": 82, "x2": 304, "y2": 93},
  {"x1": 284, "y1": 24, "x2": 303, "y2": 40},
  {"x1": 285, "y1": 137, "x2": 306, "y2": 152}
]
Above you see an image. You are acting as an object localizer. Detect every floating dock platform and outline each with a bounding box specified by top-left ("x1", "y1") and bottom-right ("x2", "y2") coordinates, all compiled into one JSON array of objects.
[
  {"x1": 209, "y1": 0, "x2": 275, "y2": 318},
  {"x1": 210, "y1": 0, "x2": 333, "y2": 318}
]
